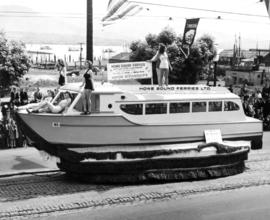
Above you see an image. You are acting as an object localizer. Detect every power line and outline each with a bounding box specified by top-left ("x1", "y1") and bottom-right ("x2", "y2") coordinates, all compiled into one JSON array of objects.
[
  {"x1": 1, "y1": 13, "x2": 270, "y2": 26},
  {"x1": 2, "y1": 14, "x2": 269, "y2": 26},
  {"x1": 0, "y1": 10, "x2": 106, "y2": 17},
  {"x1": 0, "y1": 14, "x2": 85, "y2": 19},
  {"x1": 0, "y1": 11, "x2": 106, "y2": 19},
  {"x1": 130, "y1": 15, "x2": 270, "y2": 25},
  {"x1": 0, "y1": 10, "x2": 84, "y2": 15},
  {"x1": 0, "y1": 2, "x2": 269, "y2": 24},
  {"x1": 0, "y1": 2, "x2": 268, "y2": 19},
  {"x1": 0, "y1": 14, "x2": 104, "y2": 20},
  {"x1": 129, "y1": 0, "x2": 269, "y2": 18}
]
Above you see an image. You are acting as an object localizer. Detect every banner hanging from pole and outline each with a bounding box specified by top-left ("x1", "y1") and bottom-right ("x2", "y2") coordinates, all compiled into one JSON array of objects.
[
  {"x1": 181, "y1": 18, "x2": 200, "y2": 57},
  {"x1": 182, "y1": 18, "x2": 200, "y2": 47}
]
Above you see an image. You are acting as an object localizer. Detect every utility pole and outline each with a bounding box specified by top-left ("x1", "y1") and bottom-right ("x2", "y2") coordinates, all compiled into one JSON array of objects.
[{"x1": 87, "y1": 0, "x2": 93, "y2": 62}]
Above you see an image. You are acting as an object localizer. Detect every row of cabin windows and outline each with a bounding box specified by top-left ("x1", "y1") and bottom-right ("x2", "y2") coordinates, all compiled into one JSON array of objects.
[{"x1": 120, "y1": 101, "x2": 240, "y2": 115}]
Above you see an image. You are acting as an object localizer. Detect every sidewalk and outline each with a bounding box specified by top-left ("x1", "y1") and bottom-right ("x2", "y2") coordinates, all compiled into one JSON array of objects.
[{"x1": 0, "y1": 147, "x2": 58, "y2": 177}]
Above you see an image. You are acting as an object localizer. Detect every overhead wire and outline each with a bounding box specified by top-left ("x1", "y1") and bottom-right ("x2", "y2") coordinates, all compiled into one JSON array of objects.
[
  {"x1": 0, "y1": 10, "x2": 84, "y2": 15},
  {"x1": 128, "y1": 0, "x2": 269, "y2": 18},
  {"x1": 0, "y1": 14, "x2": 85, "y2": 19},
  {"x1": 1, "y1": 13, "x2": 269, "y2": 26},
  {"x1": 129, "y1": 15, "x2": 270, "y2": 25},
  {"x1": 0, "y1": 1, "x2": 269, "y2": 23},
  {"x1": 0, "y1": 1, "x2": 268, "y2": 18}
]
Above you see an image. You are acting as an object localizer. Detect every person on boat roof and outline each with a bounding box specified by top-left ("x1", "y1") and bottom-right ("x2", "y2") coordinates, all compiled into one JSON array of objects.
[
  {"x1": 55, "y1": 59, "x2": 67, "y2": 89},
  {"x1": 148, "y1": 43, "x2": 172, "y2": 86},
  {"x1": 80, "y1": 60, "x2": 95, "y2": 115},
  {"x1": 26, "y1": 91, "x2": 72, "y2": 114}
]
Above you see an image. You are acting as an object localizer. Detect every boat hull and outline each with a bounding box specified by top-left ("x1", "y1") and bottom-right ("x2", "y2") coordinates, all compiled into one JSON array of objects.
[{"x1": 15, "y1": 112, "x2": 262, "y2": 157}]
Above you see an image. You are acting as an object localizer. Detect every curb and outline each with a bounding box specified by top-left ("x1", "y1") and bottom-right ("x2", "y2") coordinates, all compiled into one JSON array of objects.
[{"x1": 0, "y1": 169, "x2": 60, "y2": 178}]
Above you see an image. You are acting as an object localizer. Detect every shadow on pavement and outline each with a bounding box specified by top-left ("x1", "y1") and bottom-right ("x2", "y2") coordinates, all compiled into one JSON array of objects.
[{"x1": 12, "y1": 156, "x2": 46, "y2": 170}]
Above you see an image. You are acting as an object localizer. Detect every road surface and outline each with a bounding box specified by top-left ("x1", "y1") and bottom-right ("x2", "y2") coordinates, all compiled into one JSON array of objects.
[
  {"x1": 40, "y1": 185, "x2": 270, "y2": 220},
  {"x1": 0, "y1": 132, "x2": 269, "y2": 219}
]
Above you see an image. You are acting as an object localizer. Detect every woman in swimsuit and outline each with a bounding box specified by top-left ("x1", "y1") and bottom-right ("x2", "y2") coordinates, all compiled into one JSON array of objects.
[
  {"x1": 149, "y1": 43, "x2": 172, "y2": 86},
  {"x1": 18, "y1": 90, "x2": 53, "y2": 111},
  {"x1": 28, "y1": 92, "x2": 72, "y2": 113},
  {"x1": 80, "y1": 60, "x2": 94, "y2": 115},
  {"x1": 56, "y1": 59, "x2": 67, "y2": 88}
]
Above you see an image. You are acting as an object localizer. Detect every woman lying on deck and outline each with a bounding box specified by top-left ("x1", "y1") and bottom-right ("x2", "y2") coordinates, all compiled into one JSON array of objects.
[
  {"x1": 17, "y1": 90, "x2": 54, "y2": 111},
  {"x1": 26, "y1": 91, "x2": 72, "y2": 113}
]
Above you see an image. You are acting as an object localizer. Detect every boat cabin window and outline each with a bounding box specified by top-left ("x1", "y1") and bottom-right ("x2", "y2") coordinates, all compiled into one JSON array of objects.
[
  {"x1": 120, "y1": 104, "x2": 143, "y2": 115},
  {"x1": 53, "y1": 92, "x2": 77, "y2": 105},
  {"x1": 192, "y1": 102, "x2": 207, "y2": 113},
  {"x1": 146, "y1": 103, "x2": 167, "y2": 114},
  {"x1": 224, "y1": 101, "x2": 239, "y2": 111},
  {"x1": 209, "y1": 101, "x2": 222, "y2": 112},
  {"x1": 170, "y1": 102, "x2": 190, "y2": 113}
]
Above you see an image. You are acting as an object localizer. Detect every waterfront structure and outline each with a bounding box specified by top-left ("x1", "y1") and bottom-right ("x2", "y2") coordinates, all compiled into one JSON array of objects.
[{"x1": 225, "y1": 68, "x2": 266, "y2": 86}]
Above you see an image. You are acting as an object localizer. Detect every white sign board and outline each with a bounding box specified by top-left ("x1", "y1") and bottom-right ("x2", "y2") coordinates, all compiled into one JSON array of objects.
[
  {"x1": 107, "y1": 61, "x2": 152, "y2": 81},
  {"x1": 204, "y1": 129, "x2": 222, "y2": 143}
]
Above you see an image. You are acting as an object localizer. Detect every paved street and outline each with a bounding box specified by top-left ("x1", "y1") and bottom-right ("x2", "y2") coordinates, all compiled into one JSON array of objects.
[
  {"x1": 0, "y1": 131, "x2": 269, "y2": 177},
  {"x1": 40, "y1": 185, "x2": 270, "y2": 220},
  {"x1": 0, "y1": 147, "x2": 58, "y2": 176},
  {"x1": 0, "y1": 132, "x2": 269, "y2": 219}
]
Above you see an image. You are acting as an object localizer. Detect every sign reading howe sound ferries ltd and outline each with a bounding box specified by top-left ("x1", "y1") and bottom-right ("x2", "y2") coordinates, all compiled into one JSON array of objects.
[{"x1": 107, "y1": 61, "x2": 152, "y2": 81}]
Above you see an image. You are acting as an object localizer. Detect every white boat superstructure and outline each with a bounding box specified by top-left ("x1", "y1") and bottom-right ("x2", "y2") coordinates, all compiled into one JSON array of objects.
[{"x1": 16, "y1": 83, "x2": 263, "y2": 151}]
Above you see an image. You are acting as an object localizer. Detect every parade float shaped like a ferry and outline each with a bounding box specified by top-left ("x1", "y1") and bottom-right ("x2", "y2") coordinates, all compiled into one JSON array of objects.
[{"x1": 15, "y1": 82, "x2": 262, "y2": 183}]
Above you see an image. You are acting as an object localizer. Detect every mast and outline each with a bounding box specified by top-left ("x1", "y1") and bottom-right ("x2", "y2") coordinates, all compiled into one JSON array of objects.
[
  {"x1": 238, "y1": 33, "x2": 241, "y2": 59},
  {"x1": 87, "y1": 0, "x2": 93, "y2": 62}
]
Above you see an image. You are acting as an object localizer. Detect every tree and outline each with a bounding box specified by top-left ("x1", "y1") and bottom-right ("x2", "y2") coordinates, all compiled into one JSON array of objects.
[
  {"x1": 129, "y1": 28, "x2": 216, "y2": 84},
  {"x1": 156, "y1": 26, "x2": 177, "y2": 46},
  {"x1": 145, "y1": 34, "x2": 158, "y2": 49},
  {"x1": 129, "y1": 40, "x2": 154, "y2": 61},
  {"x1": 0, "y1": 32, "x2": 30, "y2": 90}
]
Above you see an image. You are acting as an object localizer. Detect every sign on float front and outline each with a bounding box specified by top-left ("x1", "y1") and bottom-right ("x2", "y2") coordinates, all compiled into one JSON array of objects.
[{"x1": 107, "y1": 61, "x2": 152, "y2": 81}]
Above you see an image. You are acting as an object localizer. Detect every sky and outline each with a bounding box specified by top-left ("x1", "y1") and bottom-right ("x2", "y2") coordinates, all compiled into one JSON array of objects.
[{"x1": 0, "y1": 0, "x2": 270, "y2": 49}]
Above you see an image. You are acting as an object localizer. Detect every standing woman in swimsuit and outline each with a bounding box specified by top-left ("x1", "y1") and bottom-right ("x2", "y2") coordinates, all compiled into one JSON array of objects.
[
  {"x1": 80, "y1": 60, "x2": 94, "y2": 115},
  {"x1": 150, "y1": 43, "x2": 172, "y2": 86},
  {"x1": 56, "y1": 59, "x2": 67, "y2": 88}
]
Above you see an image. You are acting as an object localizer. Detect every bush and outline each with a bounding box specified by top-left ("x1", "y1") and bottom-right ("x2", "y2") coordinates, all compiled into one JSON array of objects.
[{"x1": 0, "y1": 32, "x2": 30, "y2": 89}]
